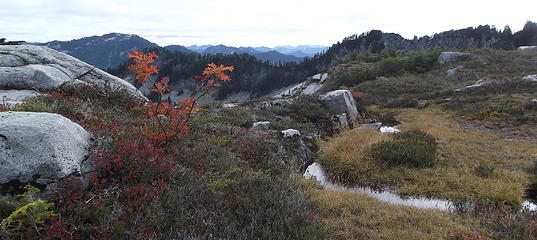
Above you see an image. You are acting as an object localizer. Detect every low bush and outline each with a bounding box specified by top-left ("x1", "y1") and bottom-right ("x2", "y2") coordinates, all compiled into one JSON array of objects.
[
  {"x1": 385, "y1": 97, "x2": 420, "y2": 108},
  {"x1": 369, "y1": 130, "x2": 438, "y2": 168},
  {"x1": 153, "y1": 168, "x2": 323, "y2": 240},
  {"x1": 377, "y1": 56, "x2": 408, "y2": 76},
  {"x1": 288, "y1": 95, "x2": 331, "y2": 122},
  {"x1": 332, "y1": 64, "x2": 378, "y2": 87}
]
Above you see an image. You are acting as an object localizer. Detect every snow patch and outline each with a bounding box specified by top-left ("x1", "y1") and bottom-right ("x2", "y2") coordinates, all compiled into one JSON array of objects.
[{"x1": 380, "y1": 126, "x2": 400, "y2": 133}]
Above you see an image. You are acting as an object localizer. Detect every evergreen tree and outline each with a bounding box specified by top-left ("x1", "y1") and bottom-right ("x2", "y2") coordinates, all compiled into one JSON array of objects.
[
  {"x1": 0, "y1": 38, "x2": 24, "y2": 45},
  {"x1": 513, "y1": 21, "x2": 537, "y2": 47}
]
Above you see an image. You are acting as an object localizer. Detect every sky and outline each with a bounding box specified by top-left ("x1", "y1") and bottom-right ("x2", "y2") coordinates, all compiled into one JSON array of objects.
[{"x1": 1, "y1": 0, "x2": 536, "y2": 47}]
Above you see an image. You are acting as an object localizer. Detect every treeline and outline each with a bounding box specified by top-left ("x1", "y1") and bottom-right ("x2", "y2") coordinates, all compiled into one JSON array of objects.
[
  {"x1": 108, "y1": 47, "x2": 328, "y2": 98},
  {"x1": 332, "y1": 21, "x2": 537, "y2": 56},
  {"x1": 0, "y1": 38, "x2": 24, "y2": 45}
]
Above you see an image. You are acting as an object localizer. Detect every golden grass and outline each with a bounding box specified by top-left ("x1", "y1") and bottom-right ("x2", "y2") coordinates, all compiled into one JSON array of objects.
[
  {"x1": 318, "y1": 129, "x2": 390, "y2": 185},
  {"x1": 301, "y1": 179, "x2": 485, "y2": 240},
  {"x1": 319, "y1": 107, "x2": 537, "y2": 205}
]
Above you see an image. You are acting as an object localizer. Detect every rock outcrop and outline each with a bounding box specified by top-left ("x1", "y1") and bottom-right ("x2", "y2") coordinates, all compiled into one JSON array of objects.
[
  {"x1": 437, "y1": 52, "x2": 470, "y2": 65},
  {"x1": 319, "y1": 90, "x2": 359, "y2": 123},
  {"x1": 447, "y1": 66, "x2": 464, "y2": 76},
  {"x1": 0, "y1": 90, "x2": 39, "y2": 106},
  {"x1": 0, "y1": 112, "x2": 91, "y2": 193},
  {"x1": 251, "y1": 121, "x2": 271, "y2": 131},
  {"x1": 455, "y1": 78, "x2": 499, "y2": 92},
  {"x1": 260, "y1": 99, "x2": 291, "y2": 109},
  {"x1": 0, "y1": 45, "x2": 144, "y2": 99},
  {"x1": 281, "y1": 129, "x2": 301, "y2": 138},
  {"x1": 269, "y1": 73, "x2": 329, "y2": 99},
  {"x1": 522, "y1": 74, "x2": 537, "y2": 82},
  {"x1": 356, "y1": 122, "x2": 383, "y2": 130}
]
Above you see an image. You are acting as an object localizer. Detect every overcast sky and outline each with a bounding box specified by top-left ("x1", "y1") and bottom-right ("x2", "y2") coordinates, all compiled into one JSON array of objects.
[{"x1": 1, "y1": 0, "x2": 535, "y2": 47}]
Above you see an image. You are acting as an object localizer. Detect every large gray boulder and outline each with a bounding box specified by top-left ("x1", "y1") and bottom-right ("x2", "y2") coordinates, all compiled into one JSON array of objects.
[
  {"x1": 0, "y1": 53, "x2": 25, "y2": 67},
  {"x1": 0, "y1": 65, "x2": 71, "y2": 90},
  {"x1": 0, "y1": 90, "x2": 39, "y2": 106},
  {"x1": 0, "y1": 112, "x2": 91, "y2": 191},
  {"x1": 319, "y1": 90, "x2": 359, "y2": 122},
  {"x1": 0, "y1": 45, "x2": 144, "y2": 99},
  {"x1": 437, "y1": 52, "x2": 470, "y2": 65},
  {"x1": 251, "y1": 121, "x2": 271, "y2": 131},
  {"x1": 281, "y1": 129, "x2": 301, "y2": 138}
]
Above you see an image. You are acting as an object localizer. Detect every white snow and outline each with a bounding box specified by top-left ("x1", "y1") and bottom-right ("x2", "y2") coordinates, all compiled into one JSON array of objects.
[
  {"x1": 380, "y1": 126, "x2": 400, "y2": 133},
  {"x1": 518, "y1": 46, "x2": 537, "y2": 51},
  {"x1": 104, "y1": 36, "x2": 118, "y2": 42}
]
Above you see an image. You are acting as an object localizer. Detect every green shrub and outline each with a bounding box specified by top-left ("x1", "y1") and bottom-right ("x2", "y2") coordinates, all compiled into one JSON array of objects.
[
  {"x1": 406, "y1": 50, "x2": 441, "y2": 73},
  {"x1": 0, "y1": 185, "x2": 56, "y2": 238},
  {"x1": 369, "y1": 130, "x2": 438, "y2": 168},
  {"x1": 385, "y1": 97, "x2": 420, "y2": 108},
  {"x1": 334, "y1": 64, "x2": 378, "y2": 87},
  {"x1": 378, "y1": 57, "x2": 408, "y2": 76}
]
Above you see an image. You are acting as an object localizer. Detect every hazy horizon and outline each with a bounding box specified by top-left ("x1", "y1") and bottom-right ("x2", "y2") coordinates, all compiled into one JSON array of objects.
[{"x1": 1, "y1": 0, "x2": 536, "y2": 47}]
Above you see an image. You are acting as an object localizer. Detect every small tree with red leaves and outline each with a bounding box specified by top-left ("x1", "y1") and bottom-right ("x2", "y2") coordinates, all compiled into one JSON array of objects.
[{"x1": 128, "y1": 50, "x2": 234, "y2": 145}]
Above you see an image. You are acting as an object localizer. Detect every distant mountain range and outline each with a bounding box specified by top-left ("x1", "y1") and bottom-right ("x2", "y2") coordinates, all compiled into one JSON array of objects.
[
  {"x1": 186, "y1": 45, "x2": 306, "y2": 64},
  {"x1": 31, "y1": 33, "x2": 327, "y2": 69},
  {"x1": 185, "y1": 44, "x2": 327, "y2": 58},
  {"x1": 163, "y1": 45, "x2": 196, "y2": 54}
]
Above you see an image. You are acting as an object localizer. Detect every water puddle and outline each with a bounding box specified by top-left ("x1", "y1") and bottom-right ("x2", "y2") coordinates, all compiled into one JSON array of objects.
[{"x1": 304, "y1": 162, "x2": 537, "y2": 211}]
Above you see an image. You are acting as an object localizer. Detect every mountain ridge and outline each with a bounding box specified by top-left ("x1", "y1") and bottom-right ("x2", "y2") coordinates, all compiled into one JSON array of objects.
[
  {"x1": 35, "y1": 33, "x2": 158, "y2": 69},
  {"x1": 33, "y1": 34, "x2": 316, "y2": 68}
]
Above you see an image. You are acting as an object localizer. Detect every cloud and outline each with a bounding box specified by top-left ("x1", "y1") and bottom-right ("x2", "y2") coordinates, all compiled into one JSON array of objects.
[{"x1": 0, "y1": 0, "x2": 535, "y2": 47}]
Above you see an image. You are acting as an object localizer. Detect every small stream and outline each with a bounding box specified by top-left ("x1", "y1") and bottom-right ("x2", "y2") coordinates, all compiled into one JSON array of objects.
[
  {"x1": 306, "y1": 119, "x2": 537, "y2": 213},
  {"x1": 304, "y1": 162, "x2": 537, "y2": 211}
]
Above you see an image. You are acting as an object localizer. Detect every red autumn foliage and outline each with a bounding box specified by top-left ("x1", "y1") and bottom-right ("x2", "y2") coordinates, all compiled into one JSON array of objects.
[
  {"x1": 127, "y1": 50, "x2": 159, "y2": 84},
  {"x1": 127, "y1": 50, "x2": 234, "y2": 145},
  {"x1": 351, "y1": 90, "x2": 366, "y2": 102},
  {"x1": 38, "y1": 217, "x2": 79, "y2": 240}
]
